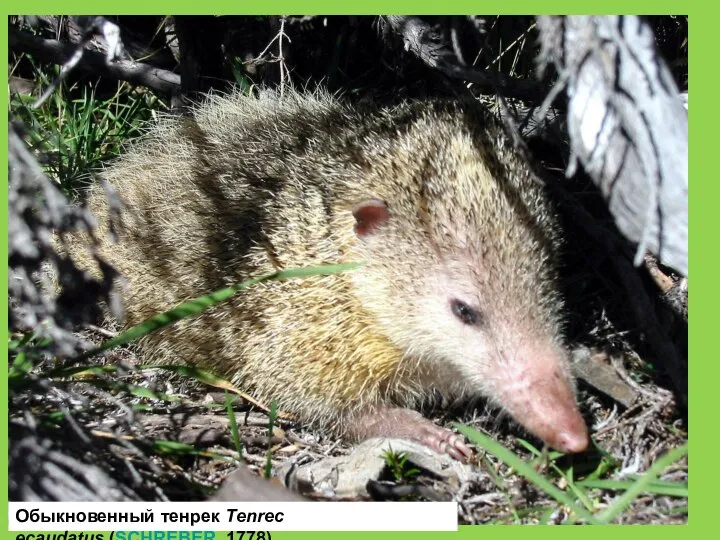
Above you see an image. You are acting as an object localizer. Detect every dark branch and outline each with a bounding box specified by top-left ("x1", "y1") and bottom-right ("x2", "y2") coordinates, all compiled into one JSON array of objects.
[{"x1": 9, "y1": 25, "x2": 180, "y2": 95}]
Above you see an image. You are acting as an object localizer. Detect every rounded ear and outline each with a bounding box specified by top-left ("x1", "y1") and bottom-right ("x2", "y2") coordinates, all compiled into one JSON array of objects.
[{"x1": 352, "y1": 199, "x2": 390, "y2": 238}]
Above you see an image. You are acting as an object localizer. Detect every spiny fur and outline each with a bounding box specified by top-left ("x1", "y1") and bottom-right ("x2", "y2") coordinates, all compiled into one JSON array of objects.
[{"x1": 72, "y1": 89, "x2": 566, "y2": 438}]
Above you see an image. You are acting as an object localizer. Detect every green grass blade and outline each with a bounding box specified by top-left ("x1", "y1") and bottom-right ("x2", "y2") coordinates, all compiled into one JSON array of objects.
[
  {"x1": 596, "y1": 444, "x2": 688, "y2": 523},
  {"x1": 8, "y1": 351, "x2": 32, "y2": 380},
  {"x1": 264, "y1": 401, "x2": 279, "y2": 480},
  {"x1": 455, "y1": 424, "x2": 600, "y2": 524},
  {"x1": 539, "y1": 505, "x2": 558, "y2": 525},
  {"x1": 44, "y1": 364, "x2": 120, "y2": 379},
  {"x1": 128, "y1": 385, "x2": 182, "y2": 403},
  {"x1": 225, "y1": 392, "x2": 244, "y2": 460},
  {"x1": 76, "y1": 263, "x2": 362, "y2": 361},
  {"x1": 141, "y1": 364, "x2": 231, "y2": 387},
  {"x1": 577, "y1": 478, "x2": 687, "y2": 498},
  {"x1": 152, "y1": 439, "x2": 232, "y2": 462},
  {"x1": 515, "y1": 437, "x2": 564, "y2": 461},
  {"x1": 663, "y1": 505, "x2": 688, "y2": 516},
  {"x1": 514, "y1": 437, "x2": 594, "y2": 512}
]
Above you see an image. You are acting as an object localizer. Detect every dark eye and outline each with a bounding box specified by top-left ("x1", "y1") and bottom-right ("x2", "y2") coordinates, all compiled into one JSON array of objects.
[{"x1": 450, "y1": 299, "x2": 483, "y2": 326}]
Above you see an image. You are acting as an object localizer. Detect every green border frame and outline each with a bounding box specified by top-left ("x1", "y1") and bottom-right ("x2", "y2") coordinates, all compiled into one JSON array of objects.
[{"x1": 3, "y1": 2, "x2": 702, "y2": 537}]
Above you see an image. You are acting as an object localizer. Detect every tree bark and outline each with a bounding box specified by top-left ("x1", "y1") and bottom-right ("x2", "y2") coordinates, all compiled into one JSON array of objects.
[{"x1": 537, "y1": 16, "x2": 688, "y2": 276}]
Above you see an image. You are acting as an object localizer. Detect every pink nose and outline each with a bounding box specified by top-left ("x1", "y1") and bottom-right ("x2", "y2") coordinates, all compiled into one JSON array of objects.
[
  {"x1": 499, "y1": 367, "x2": 590, "y2": 454},
  {"x1": 554, "y1": 427, "x2": 590, "y2": 454},
  {"x1": 492, "y1": 341, "x2": 591, "y2": 454}
]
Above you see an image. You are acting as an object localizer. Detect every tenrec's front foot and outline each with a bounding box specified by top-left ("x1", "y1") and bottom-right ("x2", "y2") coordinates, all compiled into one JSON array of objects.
[
  {"x1": 414, "y1": 420, "x2": 473, "y2": 462},
  {"x1": 347, "y1": 407, "x2": 473, "y2": 462}
]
